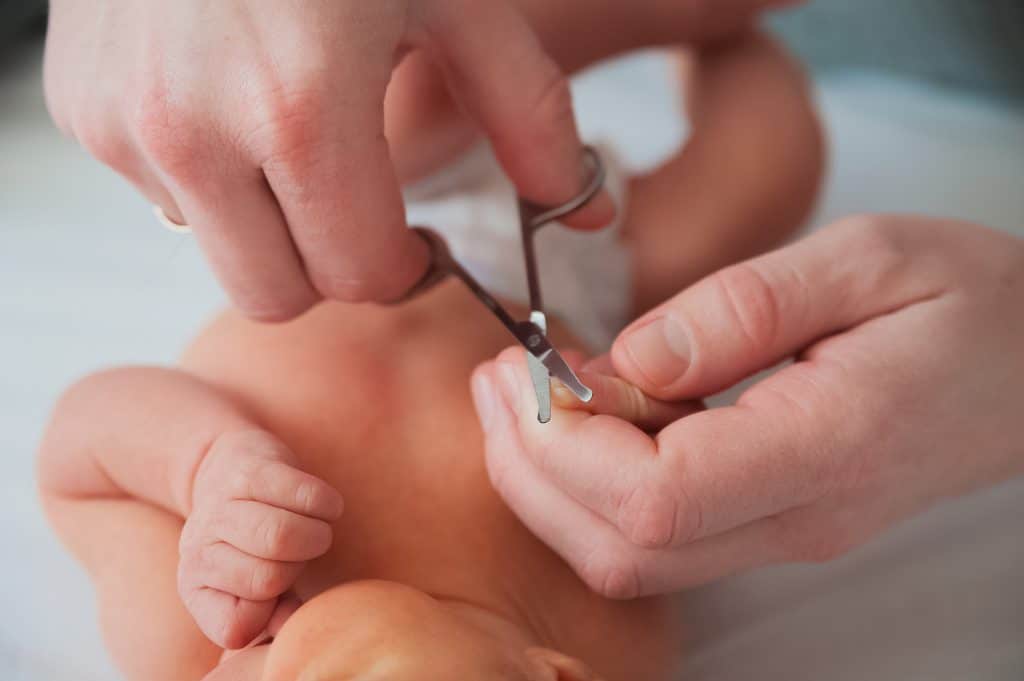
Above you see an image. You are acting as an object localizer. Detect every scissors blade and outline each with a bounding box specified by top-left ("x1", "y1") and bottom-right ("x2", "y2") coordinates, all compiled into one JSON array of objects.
[
  {"x1": 406, "y1": 228, "x2": 592, "y2": 420},
  {"x1": 454, "y1": 279, "x2": 589, "y2": 419},
  {"x1": 537, "y1": 346, "x2": 593, "y2": 404},
  {"x1": 526, "y1": 353, "x2": 552, "y2": 423},
  {"x1": 512, "y1": 320, "x2": 593, "y2": 407}
]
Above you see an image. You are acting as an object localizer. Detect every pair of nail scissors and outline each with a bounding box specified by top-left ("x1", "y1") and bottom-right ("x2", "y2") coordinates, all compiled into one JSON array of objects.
[{"x1": 401, "y1": 147, "x2": 605, "y2": 422}]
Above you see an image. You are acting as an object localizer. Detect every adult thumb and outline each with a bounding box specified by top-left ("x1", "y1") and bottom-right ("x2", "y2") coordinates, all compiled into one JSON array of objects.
[
  {"x1": 610, "y1": 216, "x2": 947, "y2": 400},
  {"x1": 418, "y1": 0, "x2": 615, "y2": 230}
]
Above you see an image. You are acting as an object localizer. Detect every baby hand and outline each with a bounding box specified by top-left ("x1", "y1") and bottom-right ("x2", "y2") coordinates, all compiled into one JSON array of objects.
[{"x1": 178, "y1": 430, "x2": 344, "y2": 649}]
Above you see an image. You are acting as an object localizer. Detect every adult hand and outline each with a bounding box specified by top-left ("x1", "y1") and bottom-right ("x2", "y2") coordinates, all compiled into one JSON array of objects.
[
  {"x1": 471, "y1": 215, "x2": 1024, "y2": 597},
  {"x1": 387, "y1": 0, "x2": 806, "y2": 186},
  {"x1": 45, "y1": 0, "x2": 612, "y2": 319}
]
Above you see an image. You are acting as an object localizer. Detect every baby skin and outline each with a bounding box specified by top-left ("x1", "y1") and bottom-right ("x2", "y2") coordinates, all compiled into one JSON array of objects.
[
  {"x1": 41, "y1": 287, "x2": 686, "y2": 681},
  {"x1": 37, "y1": 31, "x2": 822, "y2": 681}
]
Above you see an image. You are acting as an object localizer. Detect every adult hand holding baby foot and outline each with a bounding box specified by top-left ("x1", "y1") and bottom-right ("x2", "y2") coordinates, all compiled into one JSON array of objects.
[
  {"x1": 473, "y1": 215, "x2": 1024, "y2": 597},
  {"x1": 178, "y1": 430, "x2": 343, "y2": 649}
]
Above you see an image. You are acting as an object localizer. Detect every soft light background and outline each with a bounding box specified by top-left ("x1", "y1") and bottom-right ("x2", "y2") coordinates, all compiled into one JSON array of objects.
[{"x1": 2, "y1": 24, "x2": 1023, "y2": 681}]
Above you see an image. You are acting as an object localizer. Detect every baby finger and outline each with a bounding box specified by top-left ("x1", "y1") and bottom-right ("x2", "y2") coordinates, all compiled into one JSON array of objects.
[
  {"x1": 183, "y1": 541, "x2": 304, "y2": 602},
  {"x1": 180, "y1": 585, "x2": 275, "y2": 650},
  {"x1": 214, "y1": 500, "x2": 333, "y2": 561}
]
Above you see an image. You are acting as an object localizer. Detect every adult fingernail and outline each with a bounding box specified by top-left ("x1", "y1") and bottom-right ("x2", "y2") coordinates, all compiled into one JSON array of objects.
[
  {"x1": 471, "y1": 373, "x2": 496, "y2": 429},
  {"x1": 621, "y1": 317, "x2": 690, "y2": 388}
]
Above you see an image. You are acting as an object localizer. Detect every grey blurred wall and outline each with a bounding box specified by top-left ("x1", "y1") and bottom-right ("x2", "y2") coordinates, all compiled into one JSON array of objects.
[
  {"x1": 771, "y1": 0, "x2": 1024, "y2": 103},
  {"x1": 0, "y1": 0, "x2": 45, "y2": 49},
  {"x1": 3, "y1": 1, "x2": 1021, "y2": 103}
]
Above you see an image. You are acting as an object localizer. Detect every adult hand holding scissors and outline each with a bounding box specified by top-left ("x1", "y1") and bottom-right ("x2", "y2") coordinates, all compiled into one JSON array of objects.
[
  {"x1": 472, "y1": 215, "x2": 1024, "y2": 597},
  {"x1": 45, "y1": 0, "x2": 799, "y2": 321},
  {"x1": 45, "y1": 0, "x2": 615, "y2": 318}
]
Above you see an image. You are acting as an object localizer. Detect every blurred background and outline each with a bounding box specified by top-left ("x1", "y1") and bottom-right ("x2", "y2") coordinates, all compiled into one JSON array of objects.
[{"x1": 1, "y1": 2, "x2": 1022, "y2": 680}]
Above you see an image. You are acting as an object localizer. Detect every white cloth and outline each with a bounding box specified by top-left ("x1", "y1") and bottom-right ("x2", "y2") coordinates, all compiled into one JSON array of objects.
[{"x1": 403, "y1": 142, "x2": 632, "y2": 351}]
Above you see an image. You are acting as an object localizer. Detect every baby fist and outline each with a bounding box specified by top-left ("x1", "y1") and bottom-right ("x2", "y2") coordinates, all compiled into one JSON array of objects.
[{"x1": 178, "y1": 430, "x2": 343, "y2": 648}]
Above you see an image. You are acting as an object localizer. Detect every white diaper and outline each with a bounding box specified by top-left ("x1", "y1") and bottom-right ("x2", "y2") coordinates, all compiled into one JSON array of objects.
[{"x1": 403, "y1": 142, "x2": 632, "y2": 351}]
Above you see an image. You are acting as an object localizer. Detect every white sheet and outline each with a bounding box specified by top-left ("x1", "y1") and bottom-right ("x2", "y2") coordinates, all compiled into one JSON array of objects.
[{"x1": 1, "y1": 40, "x2": 1022, "y2": 680}]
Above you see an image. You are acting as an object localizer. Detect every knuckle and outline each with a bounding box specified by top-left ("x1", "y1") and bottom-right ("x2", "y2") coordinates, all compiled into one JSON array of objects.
[
  {"x1": 249, "y1": 562, "x2": 288, "y2": 601},
  {"x1": 578, "y1": 544, "x2": 643, "y2": 600},
  {"x1": 75, "y1": 118, "x2": 134, "y2": 174},
  {"x1": 294, "y1": 479, "x2": 316, "y2": 514},
  {"x1": 133, "y1": 88, "x2": 206, "y2": 184},
  {"x1": 620, "y1": 382, "x2": 651, "y2": 423},
  {"x1": 250, "y1": 85, "x2": 327, "y2": 170},
  {"x1": 258, "y1": 513, "x2": 288, "y2": 557},
  {"x1": 309, "y1": 272, "x2": 383, "y2": 304},
  {"x1": 224, "y1": 463, "x2": 258, "y2": 500},
  {"x1": 617, "y1": 484, "x2": 680, "y2": 549},
  {"x1": 178, "y1": 542, "x2": 214, "y2": 590},
  {"x1": 523, "y1": 70, "x2": 574, "y2": 145},
  {"x1": 192, "y1": 541, "x2": 219, "y2": 575},
  {"x1": 709, "y1": 263, "x2": 783, "y2": 352}
]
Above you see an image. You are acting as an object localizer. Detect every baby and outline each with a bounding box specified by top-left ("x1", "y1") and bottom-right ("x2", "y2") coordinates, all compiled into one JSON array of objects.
[{"x1": 37, "y1": 31, "x2": 821, "y2": 681}]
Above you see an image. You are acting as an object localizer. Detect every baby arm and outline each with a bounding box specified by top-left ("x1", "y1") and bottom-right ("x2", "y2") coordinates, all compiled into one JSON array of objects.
[
  {"x1": 37, "y1": 367, "x2": 342, "y2": 679},
  {"x1": 624, "y1": 30, "x2": 825, "y2": 312}
]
